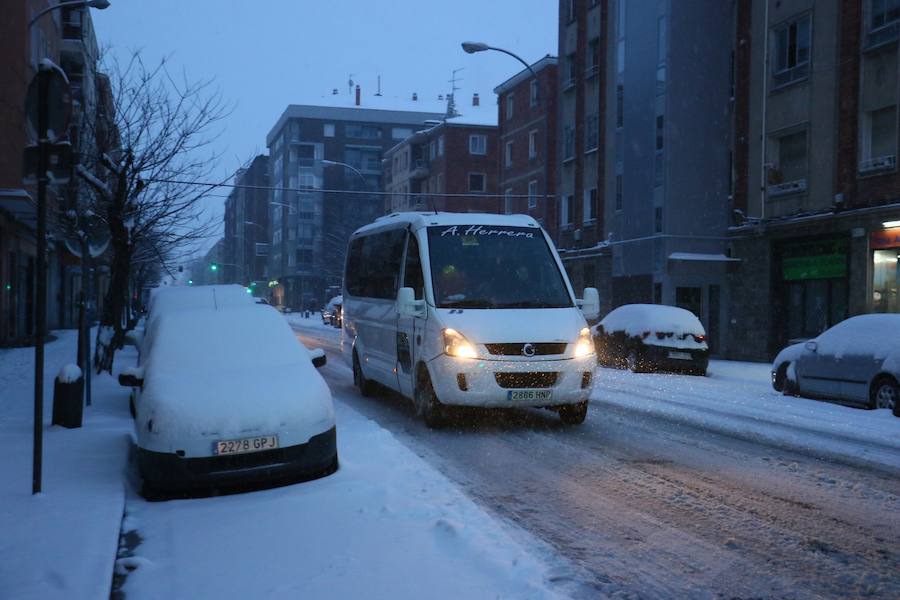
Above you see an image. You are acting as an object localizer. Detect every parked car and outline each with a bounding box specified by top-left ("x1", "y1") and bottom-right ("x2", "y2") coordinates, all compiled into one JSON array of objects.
[
  {"x1": 771, "y1": 314, "x2": 900, "y2": 415},
  {"x1": 322, "y1": 295, "x2": 343, "y2": 327},
  {"x1": 342, "y1": 212, "x2": 599, "y2": 427},
  {"x1": 592, "y1": 304, "x2": 709, "y2": 376},
  {"x1": 120, "y1": 285, "x2": 337, "y2": 497}
]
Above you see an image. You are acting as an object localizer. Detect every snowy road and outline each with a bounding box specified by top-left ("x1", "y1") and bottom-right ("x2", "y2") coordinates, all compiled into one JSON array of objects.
[{"x1": 292, "y1": 316, "x2": 900, "y2": 599}]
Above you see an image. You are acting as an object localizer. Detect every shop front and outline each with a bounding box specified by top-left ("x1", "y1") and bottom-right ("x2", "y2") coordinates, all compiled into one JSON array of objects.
[
  {"x1": 871, "y1": 226, "x2": 900, "y2": 314},
  {"x1": 775, "y1": 236, "x2": 850, "y2": 346}
]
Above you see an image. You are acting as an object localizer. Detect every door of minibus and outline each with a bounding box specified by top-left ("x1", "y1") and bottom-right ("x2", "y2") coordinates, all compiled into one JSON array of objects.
[{"x1": 396, "y1": 232, "x2": 426, "y2": 399}]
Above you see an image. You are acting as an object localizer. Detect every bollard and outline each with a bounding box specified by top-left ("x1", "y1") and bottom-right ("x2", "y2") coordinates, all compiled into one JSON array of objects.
[{"x1": 52, "y1": 364, "x2": 84, "y2": 428}]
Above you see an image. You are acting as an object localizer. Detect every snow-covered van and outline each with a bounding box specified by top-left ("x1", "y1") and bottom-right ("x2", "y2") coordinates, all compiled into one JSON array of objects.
[
  {"x1": 120, "y1": 285, "x2": 337, "y2": 496},
  {"x1": 342, "y1": 212, "x2": 599, "y2": 427}
]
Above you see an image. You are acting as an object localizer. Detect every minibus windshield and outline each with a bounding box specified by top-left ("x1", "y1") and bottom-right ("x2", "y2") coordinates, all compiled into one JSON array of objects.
[{"x1": 427, "y1": 225, "x2": 573, "y2": 309}]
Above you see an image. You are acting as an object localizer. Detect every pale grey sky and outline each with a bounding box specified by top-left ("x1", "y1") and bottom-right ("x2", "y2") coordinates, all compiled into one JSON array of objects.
[{"x1": 92, "y1": 1, "x2": 558, "y2": 249}]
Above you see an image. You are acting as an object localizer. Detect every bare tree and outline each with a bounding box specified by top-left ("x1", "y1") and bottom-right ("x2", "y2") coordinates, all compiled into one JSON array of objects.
[{"x1": 77, "y1": 51, "x2": 228, "y2": 373}]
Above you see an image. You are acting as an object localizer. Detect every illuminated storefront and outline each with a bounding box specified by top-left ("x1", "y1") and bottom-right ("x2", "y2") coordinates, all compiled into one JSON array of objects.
[{"x1": 871, "y1": 226, "x2": 900, "y2": 314}]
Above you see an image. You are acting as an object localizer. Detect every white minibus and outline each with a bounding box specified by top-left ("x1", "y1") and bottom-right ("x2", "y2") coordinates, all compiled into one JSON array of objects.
[{"x1": 342, "y1": 212, "x2": 599, "y2": 427}]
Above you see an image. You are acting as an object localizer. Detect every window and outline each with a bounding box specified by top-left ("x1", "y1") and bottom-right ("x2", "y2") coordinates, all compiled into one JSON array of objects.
[
  {"x1": 676, "y1": 287, "x2": 702, "y2": 319},
  {"x1": 506, "y1": 93, "x2": 515, "y2": 120},
  {"x1": 587, "y1": 38, "x2": 599, "y2": 72},
  {"x1": 402, "y1": 235, "x2": 425, "y2": 300},
  {"x1": 563, "y1": 126, "x2": 575, "y2": 160},
  {"x1": 655, "y1": 114, "x2": 665, "y2": 151},
  {"x1": 438, "y1": 135, "x2": 444, "y2": 156},
  {"x1": 344, "y1": 229, "x2": 406, "y2": 299},
  {"x1": 323, "y1": 123, "x2": 335, "y2": 137},
  {"x1": 566, "y1": 0, "x2": 575, "y2": 22},
  {"x1": 529, "y1": 80, "x2": 539, "y2": 107},
  {"x1": 436, "y1": 173, "x2": 443, "y2": 193},
  {"x1": 583, "y1": 188, "x2": 598, "y2": 222},
  {"x1": 392, "y1": 127, "x2": 413, "y2": 140},
  {"x1": 861, "y1": 105, "x2": 898, "y2": 162},
  {"x1": 429, "y1": 141, "x2": 436, "y2": 161},
  {"x1": 616, "y1": 85, "x2": 624, "y2": 128},
  {"x1": 654, "y1": 283, "x2": 663, "y2": 304},
  {"x1": 654, "y1": 207, "x2": 663, "y2": 233},
  {"x1": 345, "y1": 147, "x2": 382, "y2": 171},
  {"x1": 873, "y1": 248, "x2": 900, "y2": 313},
  {"x1": 585, "y1": 114, "x2": 599, "y2": 151},
  {"x1": 529, "y1": 129, "x2": 538, "y2": 159},
  {"x1": 468, "y1": 172, "x2": 486, "y2": 192},
  {"x1": 657, "y1": 15, "x2": 667, "y2": 65},
  {"x1": 615, "y1": 172, "x2": 623, "y2": 210},
  {"x1": 772, "y1": 15, "x2": 811, "y2": 87},
  {"x1": 504, "y1": 188, "x2": 514, "y2": 214},
  {"x1": 528, "y1": 180, "x2": 538, "y2": 209},
  {"x1": 345, "y1": 124, "x2": 382, "y2": 139},
  {"x1": 505, "y1": 141, "x2": 513, "y2": 168},
  {"x1": 871, "y1": 0, "x2": 900, "y2": 30},
  {"x1": 469, "y1": 134, "x2": 487, "y2": 155},
  {"x1": 561, "y1": 194, "x2": 574, "y2": 225},
  {"x1": 297, "y1": 172, "x2": 318, "y2": 190},
  {"x1": 774, "y1": 130, "x2": 808, "y2": 183},
  {"x1": 565, "y1": 53, "x2": 577, "y2": 85}
]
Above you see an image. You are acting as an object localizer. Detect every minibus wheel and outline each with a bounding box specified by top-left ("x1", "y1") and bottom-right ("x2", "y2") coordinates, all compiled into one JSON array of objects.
[
  {"x1": 559, "y1": 401, "x2": 588, "y2": 425},
  {"x1": 415, "y1": 369, "x2": 446, "y2": 429},
  {"x1": 353, "y1": 349, "x2": 377, "y2": 397}
]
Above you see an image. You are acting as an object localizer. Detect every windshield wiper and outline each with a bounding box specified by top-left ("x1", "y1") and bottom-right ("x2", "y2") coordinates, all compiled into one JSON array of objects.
[
  {"x1": 441, "y1": 299, "x2": 495, "y2": 308},
  {"x1": 495, "y1": 301, "x2": 568, "y2": 309}
]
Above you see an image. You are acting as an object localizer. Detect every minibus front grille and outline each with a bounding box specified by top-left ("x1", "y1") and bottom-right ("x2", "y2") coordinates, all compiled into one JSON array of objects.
[
  {"x1": 494, "y1": 372, "x2": 558, "y2": 388},
  {"x1": 485, "y1": 343, "x2": 567, "y2": 356}
]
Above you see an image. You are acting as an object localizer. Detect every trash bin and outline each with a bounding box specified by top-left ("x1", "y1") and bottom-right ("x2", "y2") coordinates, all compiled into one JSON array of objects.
[{"x1": 52, "y1": 364, "x2": 84, "y2": 429}]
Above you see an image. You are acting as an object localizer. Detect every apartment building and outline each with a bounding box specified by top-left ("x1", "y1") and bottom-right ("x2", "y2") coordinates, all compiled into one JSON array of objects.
[
  {"x1": 727, "y1": 0, "x2": 900, "y2": 360},
  {"x1": 557, "y1": 0, "x2": 735, "y2": 352},
  {"x1": 265, "y1": 91, "x2": 444, "y2": 309},
  {"x1": 0, "y1": 2, "x2": 109, "y2": 344},
  {"x1": 384, "y1": 94, "x2": 499, "y2": 214},
  {"x1": 223, "y1": 155, "x2": 270, "y2": 289},
  {"x1": 494, "y1": 56, "x2": 558, "y2": 237}
]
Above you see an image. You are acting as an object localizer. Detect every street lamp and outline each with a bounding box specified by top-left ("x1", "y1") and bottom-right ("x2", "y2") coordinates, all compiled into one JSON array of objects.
[
  {"x1": 461, "y1": 41, "x2": 550, "y2": 228},
  {"x1": 29, "y1": 0, "x2": 111, "y2": 28},
  {"x1": 321, "y1": 159, "x2": 368, "y2": 186}
]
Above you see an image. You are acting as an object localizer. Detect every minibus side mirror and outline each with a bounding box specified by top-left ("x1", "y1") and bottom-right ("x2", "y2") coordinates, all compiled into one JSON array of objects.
[
  {"x1": 397, "y1": 287, "x2": 426, "y2": 318},
  {"x1": 579, "y1": 287, "x2": 600, "y2": 320}
]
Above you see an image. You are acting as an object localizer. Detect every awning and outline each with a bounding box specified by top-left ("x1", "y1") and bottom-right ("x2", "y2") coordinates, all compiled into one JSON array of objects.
[
  {"x1": 668, "y1": 252, "x2": 741, "y2": 262},
  {"x1": 0, "y1": 188, "x2": 37, "y2": 230}
]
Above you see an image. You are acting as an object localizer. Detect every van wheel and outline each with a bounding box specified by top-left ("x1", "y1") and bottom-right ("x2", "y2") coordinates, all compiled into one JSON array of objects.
[
  {"x1": 870, "y1": 376, "x2": 898, "y2": 411},
  {"x1": 559, "y1": 401, "x2": 588, "y2": 425},
  {"x1": 352, "y1": 350, "x2": 377, "y2": 397},
  {"x1": 415, "y1": 370, "x2": 446, "y2": 429}
]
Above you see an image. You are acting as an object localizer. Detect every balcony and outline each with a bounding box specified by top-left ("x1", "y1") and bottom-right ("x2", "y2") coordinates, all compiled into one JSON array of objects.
[
  {"x1": 768, "y1": 179, "x2": 807, "y2": 198},
  {"x1": 409, "y1": 159, "x2": 430, "y2": 180},
  {"x1": 859, "y1": 155, "x2": 897, "y2": 175}
]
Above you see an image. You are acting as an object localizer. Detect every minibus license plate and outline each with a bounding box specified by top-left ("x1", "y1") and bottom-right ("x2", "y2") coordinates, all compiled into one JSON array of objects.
[
  {"x1": 668, "y1": 351, "x2": 691, "y2": 360},
  {"x1": 508, "y1": 390, "x2": 552, "y2": 402},
  {"x1": 215, "y1": 435, "x2": 278, "y2": 456}
]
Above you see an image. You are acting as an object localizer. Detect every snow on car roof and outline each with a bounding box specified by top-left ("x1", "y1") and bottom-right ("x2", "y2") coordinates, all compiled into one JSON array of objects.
[
  {"x1": 818, "y1": 313, "x2": 900, "y2": 359},
  {"x1": 354, "y1": 212, "x2": 540, "y2": 236},
  {"x1": 148, "y1": 285, "x2": 253, "y2": 316},
  {"x1": 599, "y1": 303, "x2": 706, "y2": 336}
]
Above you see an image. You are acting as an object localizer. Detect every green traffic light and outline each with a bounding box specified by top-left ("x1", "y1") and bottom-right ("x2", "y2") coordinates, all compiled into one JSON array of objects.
[
  {"x1": 4, "y1": 284, "x2": 10, "y2": 291},
  {"x1": 250, "y1": 281, "x2": 257, "y2": 287},
  {"x1": 246, "y1": 287, "x2": 252, "y2": 294},
  {"x1": 188, "y1": 279, "x2": 193, "y2": 285},
  {"x1": 210, "y1": 263, "x2": 218, "y2": 272}
]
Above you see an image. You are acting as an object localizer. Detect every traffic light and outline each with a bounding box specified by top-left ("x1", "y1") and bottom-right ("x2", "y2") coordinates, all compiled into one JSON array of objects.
[
  {"x1": 210, "y1": 263, "x2": 218, "y2": 272},
  {"x1": 188, "y1": 279, "x2": 193, "y2": 285}
]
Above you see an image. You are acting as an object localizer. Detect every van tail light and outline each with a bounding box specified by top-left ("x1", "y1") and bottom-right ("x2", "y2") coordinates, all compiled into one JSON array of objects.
[{"x1": 694, "y1": 334, "x2": 706, "y2": 343}]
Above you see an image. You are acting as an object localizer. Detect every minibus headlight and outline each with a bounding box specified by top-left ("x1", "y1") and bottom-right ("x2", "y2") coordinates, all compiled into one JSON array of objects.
[
  {"x1": 574, "y1": 327, "x2": 594, "y2": 358},
  {"x1": 443, "y1": 328, "x2": 477, "y2": 359}
]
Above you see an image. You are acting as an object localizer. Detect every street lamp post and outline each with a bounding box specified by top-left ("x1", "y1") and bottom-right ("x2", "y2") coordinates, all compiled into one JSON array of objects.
[
  {"x1": 462, "y1": 41, "x2": 552, "y2": 233},
  {"x1": 27, "y1": 0, "x2": 111, "y2": 495}
]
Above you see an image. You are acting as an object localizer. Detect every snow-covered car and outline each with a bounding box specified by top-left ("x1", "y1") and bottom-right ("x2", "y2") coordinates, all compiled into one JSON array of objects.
[
  {"x1": 592, "y1": 304, "x2": 709, "y2": 375},
  {"x1": 322, "y1": 294, "x2": 343, "y2": 328},
  {"x1": 119, "y1": 286, "x2": 337, "y2": 496},
  {"x1": 771, "y1": 314, "x2": 900, "y2": 415}
]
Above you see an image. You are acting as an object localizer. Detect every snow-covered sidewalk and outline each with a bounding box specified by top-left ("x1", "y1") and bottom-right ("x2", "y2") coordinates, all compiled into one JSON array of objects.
[
  {"x1": 0, "y1": 330, "x2": 133, "y2": 600},
  {"x1": 2, "y1": 330, "x2": 568, "y2": 600}
]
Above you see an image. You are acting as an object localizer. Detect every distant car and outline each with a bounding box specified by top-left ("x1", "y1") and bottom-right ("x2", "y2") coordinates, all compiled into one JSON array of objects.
[
  {"x1": 592, "y1": 304, "x2": 709, "y2": 376},
  {"x1": 771, "y1": 314, "x2": 900, "y2": 415},
  {"x1": 120, "y1": 285, "x2": 337, "y2": 497},
  {"x1": 322, "y1": 294, "x2": 343, "y2": 328}
]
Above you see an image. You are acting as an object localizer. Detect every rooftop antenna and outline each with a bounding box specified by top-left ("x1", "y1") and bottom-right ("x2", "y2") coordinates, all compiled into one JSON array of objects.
[
  {"x1": 375, "y1": 75, "x2": 383, "y2": 96},
  {"x1": 446, "y1": 67, "x2": 463, "y2": 117}
]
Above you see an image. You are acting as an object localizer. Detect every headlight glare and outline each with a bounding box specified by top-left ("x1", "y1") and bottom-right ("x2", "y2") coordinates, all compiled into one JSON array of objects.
[
  {"x1": 574, "y1": 327, "x2": 594, "y2": 357},
  {"x1": 443, "y1": 328, "x2": 477, "y2": 359}
]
